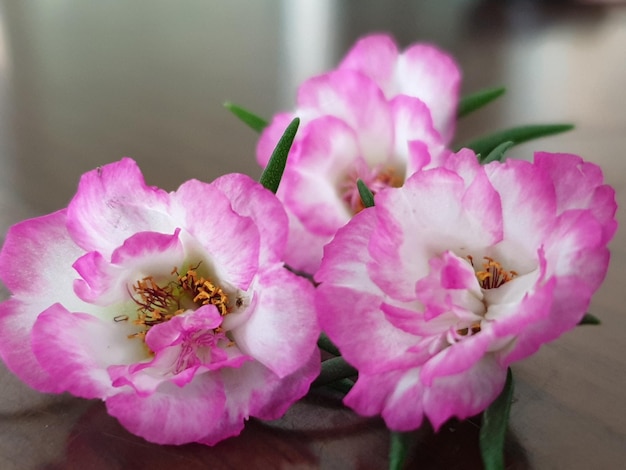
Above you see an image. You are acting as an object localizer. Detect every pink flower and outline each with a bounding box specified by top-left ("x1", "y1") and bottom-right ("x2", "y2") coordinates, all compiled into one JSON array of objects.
[
  {"x1": 0, "y1": 158, "x2": 320, "y2": 445},
  {"x1": 338, "y1": 34, "x2": 460, "y2": 143},
  {"x1": 315, "y1": 150, "x2": 616, "y2": 431},
  {"x1": 257, "y1": 34, "x2": 460, "y2": 274}
]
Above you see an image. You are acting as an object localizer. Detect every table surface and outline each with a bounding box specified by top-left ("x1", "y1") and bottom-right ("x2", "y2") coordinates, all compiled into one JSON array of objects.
[{"x1": 0, "y1": 1, "x2": 624, "y2": 469}]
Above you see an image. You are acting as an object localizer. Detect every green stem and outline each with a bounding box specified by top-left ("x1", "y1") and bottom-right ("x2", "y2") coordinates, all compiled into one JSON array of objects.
[
  {"x1": 479, "y1": 368, "x2": 515, "y2": 470},
  {"x1": 389, "y1": 431, "x2": 413, "y2": 470}
]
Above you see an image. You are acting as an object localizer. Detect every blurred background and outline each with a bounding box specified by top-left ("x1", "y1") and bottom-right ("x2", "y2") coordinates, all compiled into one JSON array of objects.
[{"x1": 0, "y1": 1, "x2": 624, "y2": 469}]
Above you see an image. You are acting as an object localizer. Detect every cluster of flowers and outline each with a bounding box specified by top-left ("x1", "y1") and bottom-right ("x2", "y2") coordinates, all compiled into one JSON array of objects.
[{"x1": 0, "y1": 35, "x2": 617, "y2": 447}]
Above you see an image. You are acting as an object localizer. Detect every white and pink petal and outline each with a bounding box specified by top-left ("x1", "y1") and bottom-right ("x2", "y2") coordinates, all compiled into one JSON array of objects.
[
  {"x1": 228, "y1": 266, "x2": 319, "y2": 378},
  {"x1": 171, "y1": 179, "x2": 260, "y2": 291},
  {"x1": 338, "y1": 34, "x2": 399, "y2": 92},
  {"x1": 31, "y1": 304, "x2": 145, "y2": 399},
  {"x1": 0, "y1": 299, "x2": 63, "y2": 392},
  {"x1": 296, "y1": 70, "x2": 393, "y2": 163},
  {"x1": 66, "y1": 158, "x2": 173, "y2": 256},
  {"x1": 106, "y1": 373, "x2": 228, "y2": 445},
  {"x1": 423, "y1": 356, "x2": 506, "y2": 430},
  {"x1": 73, "y1": 229, "x2": 185, "y2": 306},
  {"x1": 394, "y1": 43, "x2": 461, "y2": 142}
]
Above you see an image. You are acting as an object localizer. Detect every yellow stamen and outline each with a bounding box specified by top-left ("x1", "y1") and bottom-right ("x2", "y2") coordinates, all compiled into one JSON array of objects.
[
  {"x1": 455, "y1": 256, "x2": 517, "y2": 340},
  {"x1": 124, "y1": 263, "x2": 231, "y2": 348},
  {"x1": 468, "y1": 256, "x2": 518, "y2": 290},
  {"x1": 456, "y1": 321, "x2": 482, "y2": 337}
]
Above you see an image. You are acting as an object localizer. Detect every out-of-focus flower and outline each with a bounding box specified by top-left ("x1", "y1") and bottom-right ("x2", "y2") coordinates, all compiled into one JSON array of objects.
[
  {"x1": 0, "y1": 158, "x2": 320, "y2": 445},
  {"x1": 338, "y1": 34, "x2": 460, "y2": 143},
  {"x1": 257, "y1": 34, "x2": 460, "y2": 274},
  {"x1": 315, "y1": 150, "x2": 616, "y2": 431}
]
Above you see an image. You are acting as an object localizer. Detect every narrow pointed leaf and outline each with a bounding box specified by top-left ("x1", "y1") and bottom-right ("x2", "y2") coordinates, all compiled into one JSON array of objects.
[
  {"x1": 312, "y1": 356, "x2": 358, "y2": 387},
  {"x1": 455, "y1": 124, "x2": 574, "y2": 157},
  {"x1": 389, "y1": 431, "x2": 413, "y2": 470},
  {"x1": 458, "y1": 86, "x2": 506, "y2": 118},
  {"x1": 357, "y1": 179, "x2": 375, "y2": 208},
  {"x1": 224, "y1": 101, "x2": 268, "y2": 133},
  {"x1": 318, "y1": 332, "x2": 341, "y2": 356},
  {"x1": 259, "y1": 117, "x2": 300, "y2": 193},
  {"x1": 480, "y1": 368, "x2": 514, "y2": 470},
  {"x1": 578, "y1": 313, "x2": 601, "y2": 326},
  {"x1": 481, "y1": 140, "x2": 515, "y2": 164}
]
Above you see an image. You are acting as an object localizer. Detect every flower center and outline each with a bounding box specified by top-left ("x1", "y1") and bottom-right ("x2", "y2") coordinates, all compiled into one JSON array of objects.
[
  {"x1": 452, "y1": 256, "x2": 518, "y2": 340},
  {"x1": 341, "y1": 164, "x2": 403, "y2": 213},
  {"x1": 467, "y1": 256, "x2": 518, "y2": 290},
  {"x1": 124, "y1": 262, "x2": 231, "y2": 343}
]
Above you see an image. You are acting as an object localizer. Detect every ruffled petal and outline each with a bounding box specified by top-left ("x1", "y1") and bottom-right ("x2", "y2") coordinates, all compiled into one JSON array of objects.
[
  {"x1": 369, "y1": 168, "x2": 494, "y2": 301},
  {"x1": 406, "y1": 140, "x2": 433, "y2": 175},
  {"x1": 109, "y1": 306, "x2": 250, "y2": 396},
  {"x1": 170, "y1": 179, "x2": 260, "y2": 290},
  {"x1": 316, "y1": 211, "x2": 419, "y2": 373},
  {"x1": 31, "y1": 304, "x2": 146, "y2": 399},
  {"x1": 423, "y1": 356, "x2": 507, "y2": 430},
  {"x1": 66, "y1": 158, "x2": 173, "y2": 256},
  {"x1": 415, "y1": 250, "x2": 484, "y2": 322},
  {"x1": 296, "y1": 70, "x2": 393, "y2": 163},
  {"x1": 315, "y1": 209, "x2": 379, "y2": 289},
  {"x1": 381, "y1": 302, "x2": 449, "y2": 337},
  {"x1": 389, "y1": 95, "x2": 444, "y2": 165},
  {"x1": 217, "y1": 350, "x2": 319, "y2": 427},
  {"x1": 0, "y1": 210, "x2": 88, "y2": 312},
  {"x1": 394, "y1": 44, "x2": 461, "y2": 142},
  {"x1": 0, "y1": 299, "x2": 62, "y2": 392},
  {"x1": 534, "y1": 152, "x2": 618, "y2": 243},
  {"x1": 339, "y1": 35, "x2": 461, "y2": 143},
  {"x1": 227, "y1": 266, "x2": 319, "y2": 378},
  {"x1": 0, "y1": 210, "x2": 102, "y2": 391},
  {"x1": 145, "y1": 304, "x2": 222, "y2": 351},
  {"x1": 212, "y1": 173, "x2": 289, "y2": 265},
  {"x1": 419, "y1": 332, "x2": 494, "y2": 386},
  {"x1": 73, "y1": 229, "x2": 184, "y2": 305},
  {"x1": 544, "y1": 210, "x2": 608, "y2": 286},
  {"x1": 282, "y1": 207, "x2": 331, "y2": 275},
  {"x1": 281, "y1": 117, "x2": 359, "y2": 234},
  {"x1": 338, "y1": 34, "x2": 399, "y2": 93},
  {"x1": 106, "y1": 373, "x2": 228, "y2": 445},
  {"x1": 344, "y1": 368, "x2": 425, "y2": 431},
  {"x1": 485, "y1": 158, "x2": 557, "y2": 257}
]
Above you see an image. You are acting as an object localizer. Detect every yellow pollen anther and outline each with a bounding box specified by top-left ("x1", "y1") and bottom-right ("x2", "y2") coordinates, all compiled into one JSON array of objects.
[
  {"x1": 124, "y1": 263, "x2": 231, "y2": 348},
  {"x1": 468, "y1": 256, "x2": 518, "y2": 290},
  {"x1": 456, "y1": 321, "x2": 482, "y2": 337}
]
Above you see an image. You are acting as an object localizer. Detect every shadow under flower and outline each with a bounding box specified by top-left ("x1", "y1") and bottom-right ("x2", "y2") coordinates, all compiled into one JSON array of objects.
[{"x1": 47, "y1": 391, "x2": 529, "y2": 470}]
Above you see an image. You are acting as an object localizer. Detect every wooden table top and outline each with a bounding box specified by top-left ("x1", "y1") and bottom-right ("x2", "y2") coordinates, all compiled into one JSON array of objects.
[{"x1": 0, "y1": 1, "x2": 624, "y2": 469}]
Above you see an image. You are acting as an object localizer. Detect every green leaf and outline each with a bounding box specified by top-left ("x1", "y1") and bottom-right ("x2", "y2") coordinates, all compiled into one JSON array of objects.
[
  {"x1": 312, "y1": 356, "x2": 358, "y2": 387},
  {"x1": 318, "y1": 332, "x2": 341, "y2": 356},
  {"x1": 578, "y1": 313, "x2": 601, "y2": 326},
  {"x1": 223, "y1": 102, "x2": 268, "y2": 133},
  {"x1": 259, "y1": 117, "x2": 300, "y2": 193},
  {"x1": 481, "y1": 140, "x2": 515, "y2": 164},
  {"x1": 357, "y1": 179, "x2": 375, "y2": 208},
  {"x1": 458, "y1": 86, "x2": 506, "y2": 118},
  {"x1": 389, "y1": 431, "x2": 413, "y2": 470},
  {"x1": 455, "y1": 124, "x2": 574, "y2": 158},
  {"x1": 328, "y1": 378, "x2": 355, "y2": 394},
  {"x1": 480, "y1": 368, "x2": 514, "y2": 470}
]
